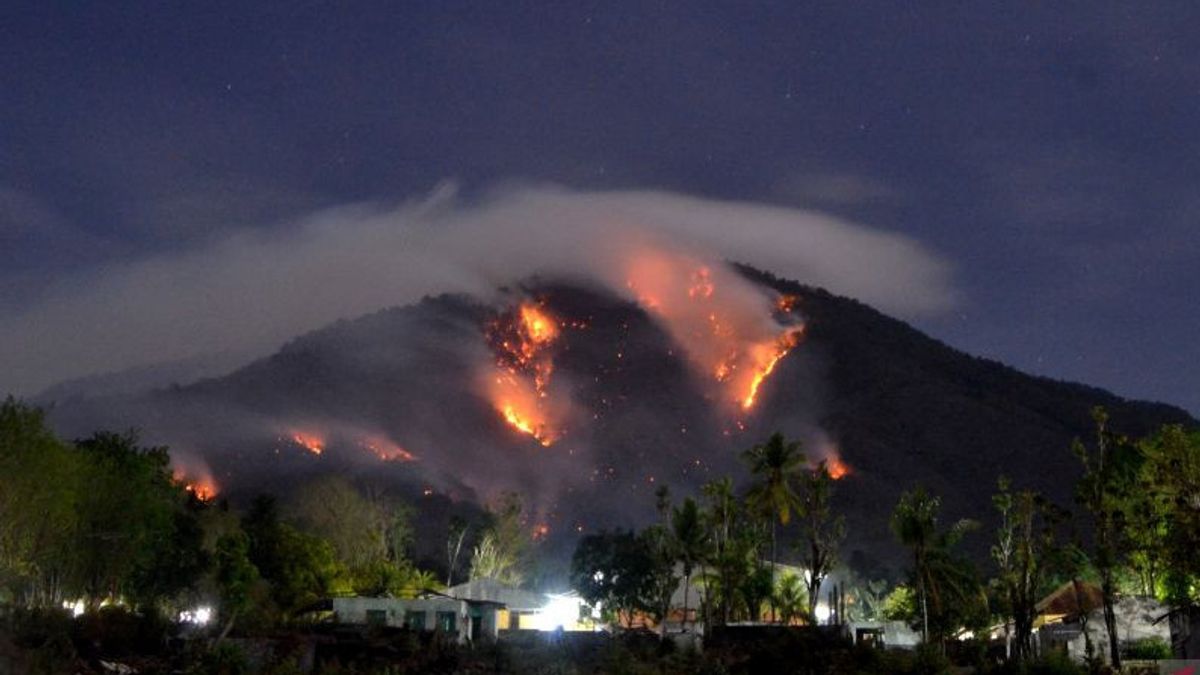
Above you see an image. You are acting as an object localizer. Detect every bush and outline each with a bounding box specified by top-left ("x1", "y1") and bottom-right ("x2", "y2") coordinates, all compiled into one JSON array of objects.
[
  {"x1": 1023, "y1": 651, "x2": 1086, "y2": 675},
  {"x1": 1125, "y1": 636, "x2": 1171, "y2": 660},
  {"x1": 190, "y1": 642, "x2": 250, "y2": 675}
]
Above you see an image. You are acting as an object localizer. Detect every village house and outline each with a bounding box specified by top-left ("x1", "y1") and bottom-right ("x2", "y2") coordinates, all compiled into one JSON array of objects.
[
  {"x1": 329, "y1": 595, "x2": 502, "y2": 644},
  {"x1": 446, "y1": 577, "x2": 594, "y2": 632},
  {"x1": 1033, "y1": 581, "x2": 1170, "y2": 664}
]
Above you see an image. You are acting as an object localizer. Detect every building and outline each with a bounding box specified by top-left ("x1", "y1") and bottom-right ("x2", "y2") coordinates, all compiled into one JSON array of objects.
[
  {"x1": 446, "y1": 577, "x2": 593, "y2": 632},
  {"x1": 329, "y1": 596, "x2": 501, "y2": 643},
  {"x1": 1033, "y1": 582, "x2": 1170, "y2": 664}
]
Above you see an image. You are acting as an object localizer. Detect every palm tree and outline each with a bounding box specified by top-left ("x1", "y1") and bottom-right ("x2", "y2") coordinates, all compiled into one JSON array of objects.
[
  {"x1": 891, "y1": 487, "x2": 980, "y2": 646},
  {"x1": 774, "y1": 571, "x2": 807, "y2": 624},
  {"x1": 702, "y1": 478, "x2": 737, "y2": 624},
  {"x1": 672, "y1": 498, "x2": 709, "y2": 631},
  {"x1": 742, "y1": 433, "x2": 805, "y2": 620},
  {"x1": 891, "y1": 487, "x2": 938, "y2": 641}
]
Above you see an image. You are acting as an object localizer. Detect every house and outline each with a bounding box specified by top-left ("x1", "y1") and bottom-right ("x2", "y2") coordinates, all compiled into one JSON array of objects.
[
  {"x1": 329, "y1": 595, "x2": 501, "y2": 643},
  {"x1": 1033, "y1": 582, "x2": 1169, "y2": 664},
  {"x1": 446, "y1": 577, "x2": 593, "y2": 632}
]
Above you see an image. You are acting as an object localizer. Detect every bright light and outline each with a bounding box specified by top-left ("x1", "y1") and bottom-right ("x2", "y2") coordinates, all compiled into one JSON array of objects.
[
  {"x1": 538, "y1": 594, "x2": 582, "y2": 631},
  {"x1": 179, "y1": 606, "x2": 213, "y2": 625},
  {"x1": 62, "y1": 599, "x2": 85, "y2": 617},
  {"x1": 814, "y1": 603, "x2": 831, "y2": 622}
]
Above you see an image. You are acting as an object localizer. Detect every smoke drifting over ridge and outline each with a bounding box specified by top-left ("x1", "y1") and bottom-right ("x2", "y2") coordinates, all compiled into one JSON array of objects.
[{"x1": 2, "y1": 184, "x2": 957, "y2": 396}]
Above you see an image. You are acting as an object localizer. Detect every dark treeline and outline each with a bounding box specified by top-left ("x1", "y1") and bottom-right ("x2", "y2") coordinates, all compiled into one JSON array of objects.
[
  {"x1": 567, "y1": 414, "x2": 1200, "y2": 673},
  {"x1": 2, "y1": 396, "x2": 1199, "y2": 674}
]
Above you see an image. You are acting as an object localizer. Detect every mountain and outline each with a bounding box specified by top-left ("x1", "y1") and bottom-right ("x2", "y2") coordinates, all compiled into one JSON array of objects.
[{"x1": 44, "y1": 269, "x2": 1194, "y2": 578}]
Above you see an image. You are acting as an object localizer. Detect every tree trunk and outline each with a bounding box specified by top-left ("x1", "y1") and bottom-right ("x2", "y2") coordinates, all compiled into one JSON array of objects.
[
  {"x1": 1102, "y1": 578, "x2": 1121, "y2": 669},
  {"x1": 1072, "y1": 578, "x2": 1094, "y2": 663},
  {"x1": 769, "y1": 521, "x2": 777, "y2": 623},
  {"x1": 683, "y1": 571, "x2": 691, "y2": 632}
]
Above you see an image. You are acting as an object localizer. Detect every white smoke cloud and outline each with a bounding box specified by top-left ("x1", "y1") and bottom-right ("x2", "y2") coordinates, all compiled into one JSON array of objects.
[{"x1": 2, "y1": 184, "x2": 958, "y2": 395}]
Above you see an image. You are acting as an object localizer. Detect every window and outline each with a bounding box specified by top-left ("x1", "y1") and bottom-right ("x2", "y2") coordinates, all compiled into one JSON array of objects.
[
  {"x1": 436, "y1": 611, "x2": 457, "y2": 633},
  {"x1": 405, "y1": 610, "x2": 426, "y2": 630},
  {"x1": 365, "y1": 609, "x2": 386, "y2": 626}
]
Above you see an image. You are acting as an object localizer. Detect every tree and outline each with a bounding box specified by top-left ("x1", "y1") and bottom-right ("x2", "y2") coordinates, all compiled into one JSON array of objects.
[
  {"x1": 672, "y1": 497, "x2": 709, "y2": 631},
  {"x1": 570, "y1": 531, "x2": 656, "y2": 628},
  {"x1": 640, "y1": 524, "x2": 680, "y2": 637},
  {"x1": 774, "y1": 571, "x2": 807, "y2": 624},
  {"x1": 881, "y1": 584, "x2": 917, "y2": 622},
  {"x1": 0, "y1": 398, "x2": 82, "y2": 607},
  {"x1": 292, "y1": 476, "x2": 388, "y2": 569},
  {"x1": 742, "y1": 433, "x2": 805, "y2": 620},
  {"x1": 72, "y1": 431, "x2": 183, "y2": 608},
  {"x1": 796, "y1": 460, "x2": 845, "y2": 621},
  {"x1": 1073, "y1": 407, "x2": 1141, "y2": 669},
  {"x1": 891, "y1": 487, "x2": 984, "y2": 646},
  {"x1": 1138, "y1": 424, "x2": 1200, "y2": 653},
  {"x1": 469, "y1": 492, "x2": 527, "y2": 585},
  {"x1": 445, "y1": 515, "x2": 468, "y2": 587},
  {"x1": 242, "y1": 495, "x2": 342, "y2": 617},
  {"x1": 213, "y1": 531, "x2": 259, "y2": 644},
  {"x1": 991, "y1": 477, "x2": 1064, "y2": 663}
]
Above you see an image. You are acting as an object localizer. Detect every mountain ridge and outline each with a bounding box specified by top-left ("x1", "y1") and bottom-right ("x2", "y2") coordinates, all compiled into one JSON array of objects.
[{"x1": 43, "y1": 270, "x2": 1195, "y2": 577}]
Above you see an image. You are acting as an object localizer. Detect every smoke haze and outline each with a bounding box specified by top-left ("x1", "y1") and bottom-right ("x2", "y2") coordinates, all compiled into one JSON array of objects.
[{"x1": 2, "y1": 184, "x2": 957, "y2": 396}]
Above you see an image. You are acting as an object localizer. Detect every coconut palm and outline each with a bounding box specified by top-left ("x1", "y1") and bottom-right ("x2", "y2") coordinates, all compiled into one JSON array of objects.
[
  {"x1": 742, "y1": 432, "x2": 805, "y2": 620},
  {"x1": 672, "y1": 497, "x2": 709, "y2": 631},
  {"x1": 891, "y1": 486, "x2": 980, "y2": 645},
  {"x1": 774, "y1": 571, "x2": 808, "y2": 624}
]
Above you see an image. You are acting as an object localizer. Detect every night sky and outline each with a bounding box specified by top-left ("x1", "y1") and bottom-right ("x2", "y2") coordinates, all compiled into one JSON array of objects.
[{"x1": 3, "y1": 2, "x2": 1197, "y2": 414}]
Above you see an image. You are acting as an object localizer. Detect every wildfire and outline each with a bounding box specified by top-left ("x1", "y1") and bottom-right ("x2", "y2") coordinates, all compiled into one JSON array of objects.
[
  {"x1": 624, "y1": 248, "x2": 803, "y2": 411},
  {"x1": 826, "y1": 455, "x2": 851, "y2": 480},
  {"x1": 183, "y1": 479, "x2": 219, "y2": 501},
  {"x1": 290, "y1": 432, "x2": 325, "y2": 455},
  {"x1": 740, "y1": 328, "x2": 804, "y2": 410},
  {"x1": 485, "y1": 301, "x2": 565, "y2": 446},
  {"x1": 172, "y1": 461, "x2": 218, "y2": 501},
  {"x1": 358, "y1": 435, "x2": 416, "y2": 462},
  {"x1": 775, "y1": 294, "x2": 799, "y2": 313}
]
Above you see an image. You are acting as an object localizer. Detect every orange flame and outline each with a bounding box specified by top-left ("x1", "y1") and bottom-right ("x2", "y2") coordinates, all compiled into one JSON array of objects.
[
  {"x1": 291, "y1": 432, "x2": 325, "y2": 455},
  {"x1": 358, "y1": 435, "x2": 416, "y2": 462},
  {"x1": 172, "y1": 465, "x2": 218, "y2": 501},
  {"x1": 826, "y1": 455, "x2": 851, "y2": 480},
  {"x1": 624, "y1": 248, "x2": 803, "y2": 411},
  {"x1": 740, "y1": 328, "x2": 804, "y2": 410},
  {"x1": 486, "y1": 302, "x2": 563, "y2": 446}
]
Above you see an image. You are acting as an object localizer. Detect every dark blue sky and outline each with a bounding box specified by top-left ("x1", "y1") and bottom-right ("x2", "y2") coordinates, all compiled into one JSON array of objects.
[{"x1": 3, "y1": 2, "x2": 1197, "y2": 414}]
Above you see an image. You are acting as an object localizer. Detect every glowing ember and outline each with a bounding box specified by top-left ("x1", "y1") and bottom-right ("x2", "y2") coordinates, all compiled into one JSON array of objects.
[
  {"x1": 485, "y1": 301, "x2": 565, "y2": 446},
  {"x1": 291, "y1": 432, "x2": 325, "y2": 455},
  {"x1": 172, "y1": 466, "x2": 218, "y2": 501},
  {"x1": 184, "y1": 480, "x2": 218, "y2": 501},
  {"x1": 358, "y1": 436, "x2": 416, "y2": 462}
]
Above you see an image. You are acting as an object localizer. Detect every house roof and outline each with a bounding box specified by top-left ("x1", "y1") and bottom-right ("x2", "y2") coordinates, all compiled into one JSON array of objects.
[
  {"x1": 446, "y1": 577, "x2": 548, "y2": 611},
  {"x1": 1035, "y1": 581, "x2": 1104, "y2": 618}
]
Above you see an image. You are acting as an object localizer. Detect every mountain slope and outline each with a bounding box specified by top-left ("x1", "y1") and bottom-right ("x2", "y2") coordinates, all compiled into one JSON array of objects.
[{"x1": 45, "y1": 271, "x2": 1194, "y2": 576}]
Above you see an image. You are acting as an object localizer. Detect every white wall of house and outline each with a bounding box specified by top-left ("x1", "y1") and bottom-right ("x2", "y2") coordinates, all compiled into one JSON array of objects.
[
  {"x1": 1038, "y1": 596, "x2": 1170, "y2": 664},
  {"x1": 330, "y1": 597, "x2": 500, "y2": 643}
]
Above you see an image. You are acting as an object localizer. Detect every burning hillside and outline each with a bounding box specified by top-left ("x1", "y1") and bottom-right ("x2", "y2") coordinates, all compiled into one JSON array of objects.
[
  {"x1": 41, "y1": 267, "x2": 1196, "y2": 570},
  {"x1": 621, "y1": 248, "x2": 804, "y2": 414},
  {"x1": 484, "y1": 301, "x2": 568, "y2": 446}
]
